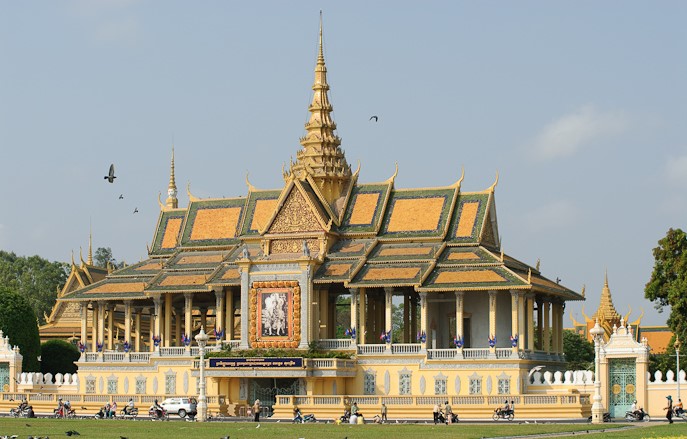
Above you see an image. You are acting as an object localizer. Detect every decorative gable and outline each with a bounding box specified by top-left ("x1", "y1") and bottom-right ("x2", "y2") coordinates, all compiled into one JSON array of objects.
[{"x1": 267, "y1": 187, "x2": 325, "y2": 235}]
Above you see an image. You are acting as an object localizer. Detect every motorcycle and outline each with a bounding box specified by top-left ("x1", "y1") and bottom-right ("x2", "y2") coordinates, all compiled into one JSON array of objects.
[
  {"x1": 587, "y1": 412, "x2": 612, "y2": 423},
  {"x1": 625, "y1": 410, "x2": 650, "y2": 422},
  {"x1": 437, "y1": 411, "x2": 459, "y2": 423},
  {"x1": 493, "y1": 408, "x2": 514, "y2": 421},
  {"x1": 9, "y1": 406, "x2": 30, "y2": 418},
  {"x1": 673, "y1": 408, "x2": 687, "y2": 421},
  {"x1": 340, "y1": 410, "x2": 351, "y2": 423},
  {"x1": 120, "y1": 407, "x2": 139, "y2": 419},
  {"x1": 54, "y1": 407, "x2": 77, "y2": 419},
  {"x1": 149, "y1": 406, "x2": 169, "y2": 421}
]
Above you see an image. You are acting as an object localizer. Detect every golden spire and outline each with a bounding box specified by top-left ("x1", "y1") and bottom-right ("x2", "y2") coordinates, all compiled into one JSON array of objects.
[
  {"x1": 87, "y1": 225, "x2": 93, "y2": 265},
  {"x1": 289, "y1": 11, "x2": 352, "y2": 205},
  {"x1": 166, "y1": 146, "x2": 178, "y2": 209},
  {"x1": 592, "y1": 269, "x2": 621, "y2": 324}
]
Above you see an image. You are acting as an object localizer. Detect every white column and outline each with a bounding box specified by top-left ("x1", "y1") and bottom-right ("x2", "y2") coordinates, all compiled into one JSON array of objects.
[
  {"x1": 420, "y1": 292, "x2": 428, "y2": 349},
  {"x1": 124, "y1": 301, "x2": 132, "y2": 346},
  {"x1": 80, "y1": 303, "x2": 88, "y2": 347},
  {"x1": 455, "y1": 291, "x2": 464, "y2": 343},
  {"x1": 403, "y1": 294, "x2": 410, "y2": 343},
  {"x1": 134, "y1": 308, "x2": 141, "y2": 352},
  {"x1": 184, "y1": 293, "x2": 193, "y2": 339},
  {"x1": 175, "y1": 309, "x2": 181, "y2": 346},
  {"x1": 526, "y1": 294, "x2": 535, "y2": 351},
  {"x1": 349, "y1": 288, "x2": 358, "y2": 343},
  {"x1": 359, "y1": 289, "x2": 367, "y2": 345},
  {"x1": 384, "y1": 287, "x2": 393, "y2": 335},
  {"x1": 488, "y1": 291, "x2": 497, "y2": 346},
  {"x1": 106, "y1": 303, "x2": 114, "y2": 350},
  {"x1": 91, "y1": 302, "x2": 98, "y2": 352},
  {"x1": 510, "y1": 291, "x2": 519, "y2": 346},
  {"x1": 518, "y1": 293, "x2": 526, "y2": 350},
  {"x1": 97, "y1": 302, "x2": 105, "y2": 350},
  {"x1": 153, "y1": 295, "x2": 162, "y2": 351},
  {"x1": 225, "y1": 290, "x2": 234, "y2": 341},
  {"x1": 164, "y1": 294, "x2": 173, "y2": 347},
  {"x1": 543, "y1": 301, "x2": 551, "y2": 353},
  {"x1": 215, "y1": 289, "x2": 225, "y2": 337}
]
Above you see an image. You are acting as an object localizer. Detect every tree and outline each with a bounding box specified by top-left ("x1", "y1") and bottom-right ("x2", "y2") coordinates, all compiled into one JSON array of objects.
[
  {"x1": 645, "y1": 228, "x2": 687, "y2": 343},
  {"x1": 93, "y1": 247, "x2": 125, "y2": 269},
  {"x1": 0, "y1": 250, "x2": 68, "y2": 324},
  {"x1": 40, "y1": 340, "x2": 80, "y2": 375},
  {"x1": 563, "y1": 330, "x2": 595, "y2": 370},
  {"x1": 0, "y1": 286, "x2": 41, "y2": 371}
]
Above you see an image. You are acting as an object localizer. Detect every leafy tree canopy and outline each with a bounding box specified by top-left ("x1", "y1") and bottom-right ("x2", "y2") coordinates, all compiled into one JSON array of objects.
[
  {"x1": 40, "y1": 339, "x2": 80, "y2": 375},
  {"x1": 93, "y1": 247, "x2": 125, "y2": 270},
  {"x1": 0, "y1": 250, "x2": 68, "y2": 324},
  {"x1": 0, "y1": 286, "x2": 41, "y2": 371},
  {"x1": 563, "y1": 330, "x2": 595, "y2": 371},
  {"x1": 645, "y1": 228, "x2": 687, "y2": 342}
]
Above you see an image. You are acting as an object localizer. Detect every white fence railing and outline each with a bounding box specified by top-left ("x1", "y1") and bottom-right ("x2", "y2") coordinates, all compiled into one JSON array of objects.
[
  {"x1": 319, "y1": 339, "x2": 354, "y2": 350},
  {"x1": 357, "y1": 344, "x2": 387, "y2": 355}
]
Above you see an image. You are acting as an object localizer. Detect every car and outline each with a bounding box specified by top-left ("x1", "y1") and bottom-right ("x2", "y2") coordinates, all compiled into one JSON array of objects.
[{"x1": 160, "y1": 398, "x2": 193, "y2": 418}]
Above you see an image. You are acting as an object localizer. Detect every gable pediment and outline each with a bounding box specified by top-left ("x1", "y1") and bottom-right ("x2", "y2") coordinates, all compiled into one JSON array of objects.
[{"x1": 266, "y1": 183, "x2": 328, "y2": 235}]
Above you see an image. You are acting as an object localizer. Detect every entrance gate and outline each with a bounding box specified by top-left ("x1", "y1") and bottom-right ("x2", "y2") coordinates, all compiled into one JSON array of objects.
[
  {"x1": 608, "y1": 358, "x2": 636, "y2": 418},
  {"x1": 251, "y1": 378, "x2": 300, "y2": 418},
  {"x1": 0, "y1": 363, "x2": 9, "y2": 392}
]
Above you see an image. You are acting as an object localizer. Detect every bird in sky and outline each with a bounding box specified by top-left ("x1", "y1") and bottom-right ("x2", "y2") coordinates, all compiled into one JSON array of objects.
[
  {"x1": 104, "y1": 164, "x2": 116, "y2": 183},
  {"x1": 133, "y1": 208, "x2": 139, "y2": 214},
  {"x1": 369, "y1": 115, "x2": 378, "y2": 122},
  {"x1": 119, "y1": 194, "x2": 124, "y2": 199}
]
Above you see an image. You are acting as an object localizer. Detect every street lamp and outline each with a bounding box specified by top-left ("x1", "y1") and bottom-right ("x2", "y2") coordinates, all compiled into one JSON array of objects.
[
  {"x1": 675, "y1": 336, "x2": 681, "y2": 402},
  {"x1": 195, "y1": 326, "x2": 209, "y2": 422},
  {"x1": 590, "y1": 320, "x2": 606, "y2": 424}
]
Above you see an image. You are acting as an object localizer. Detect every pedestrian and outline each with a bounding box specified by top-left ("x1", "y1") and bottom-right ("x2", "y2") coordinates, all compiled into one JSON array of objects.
[
  {"x1": 665, "y1": 395, "x2": 674, "y2": 424},
  {"x1": 253, "y1": 399, "x2": 261, "y2": 422},
  {"x1": 444, "y1": 401, "x2": 453, "y2": 424},
  {"x1": 433, "y1": 402, "x2": 440, "y2": 424},
  {"x1": 380, "y1": 402, "x2": 387, "y2": 423}
]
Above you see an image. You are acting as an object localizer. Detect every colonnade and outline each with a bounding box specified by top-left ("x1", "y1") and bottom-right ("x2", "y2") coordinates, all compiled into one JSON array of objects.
[{"x1": 79, "y1": 289, "x2": 239, "y2": 353}]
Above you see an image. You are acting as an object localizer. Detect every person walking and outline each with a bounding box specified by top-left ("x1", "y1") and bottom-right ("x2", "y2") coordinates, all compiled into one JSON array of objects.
[
  {"x1": 665, "y1": 395, "x2": 674, "y2": 424},
  {"x1": 253, "y1": 399, "x2": 261, "y2": 422},
  {"x1": 444, "y1": 401, "x2": 453, "y2": 424},
  {"x1": 380, "y1": 403, "x2": 387, "y2": 423},
  {"x1": 433, "y1": 402, "x2": 440, "y2": 424}
]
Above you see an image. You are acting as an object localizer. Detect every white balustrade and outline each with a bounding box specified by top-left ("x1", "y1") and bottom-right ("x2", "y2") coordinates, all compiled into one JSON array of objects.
[
  {"x1": 319, "y1": 339, "x2": 354, "y2": 350},
  {"x1": 427, "y1": 349, "x2": 457, "y2": 360},
  {"x1": 463, "y1": 348, "x2": 490, "y2": 359},
  {"x1": 357, "y1": 344, "x2": 387, "y2": 355},
  {"x1": 390, "y1": 343, "x2": 422, "y2": 355}
]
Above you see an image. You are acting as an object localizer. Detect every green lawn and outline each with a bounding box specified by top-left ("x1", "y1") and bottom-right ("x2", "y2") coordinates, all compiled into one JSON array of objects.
[
  {"x1": 556, "y1": 422, "x2": 687, "y2": 439},
  {"x1": 0, "y1": 418, "x2": 636, "y2": 439}
]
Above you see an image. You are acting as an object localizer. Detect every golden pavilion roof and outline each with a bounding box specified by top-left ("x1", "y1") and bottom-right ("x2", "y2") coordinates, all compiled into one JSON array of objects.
[{"x1": 58, "y1": 15, "x2": 582, "y2": 305}]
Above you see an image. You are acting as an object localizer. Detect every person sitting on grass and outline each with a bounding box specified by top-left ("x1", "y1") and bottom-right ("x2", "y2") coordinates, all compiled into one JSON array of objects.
[{"x1": 293, "y1": 406, "x2": 303, "y2": 423}]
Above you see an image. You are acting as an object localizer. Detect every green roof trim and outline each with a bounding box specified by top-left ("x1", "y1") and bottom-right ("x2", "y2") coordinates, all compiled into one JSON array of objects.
[
  {"x1": 180, "y1": 198, "x2": 245, "y2": 247},
  {"x1": 339, "y1": 184, "x2": 390, "y2": 234},
  {"x1": 326, "y1": 239, "x2": 375, "y2": 259},
  {"x1": 165, "y1": 249, "x2": 234, "y2": 271},
  {"x1": 437, "y1": 246, "x2": 499, "y2": 266},
  {"x1": 239, "y1": 190, "x2": 281, "y2": 236},
  {"x1": 367, "y1": 242, "x2": 443, "y2": 262},
  {"x1": 314, "y1": 259, "x2": 365, "y2": 284},
  {"x1": 447, "y1": 193, "x2": 490, "y2": 243},
  {"x1": 379, "y1": 188, "x2": 455, "y2": 238},
  {"x1": 109, "y1": 258, "x2": 167, "y2": 277},
  {"x1": 151, "y1": 210, "x2": 187, "y2": 255},
  {"x1": 348, "y1": 262, "x2": 432, "y2": 287},
  {"x1": 145, "y1": 270, "x2": 211, "y2": 292},
  {"x1": 206, "y1": 263, "x2": 242, "y2": 287},
  {"x1": 419, "y1": 265, "x2": 528, "y2": 291}
]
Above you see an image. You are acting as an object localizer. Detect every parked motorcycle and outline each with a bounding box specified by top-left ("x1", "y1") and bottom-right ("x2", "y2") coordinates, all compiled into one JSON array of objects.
[
  {"x1": 587, "y1": 412, "x2": 612, "y2": 423},
  {"x1": 149, "y1": 406, "x2": 169, "y2": 421},
  {"x1": 54, "y1": 408, "x2": 77, "y2": 419},
  {"x1": 437, "y1": 411, "x2": 459, "y2": 423},
  {"x1": 9, "y1": 406, "x2": 30, "y2": 418},
  {"x1": 625, "y1": 410, "x2": 650, "y2": 422}
]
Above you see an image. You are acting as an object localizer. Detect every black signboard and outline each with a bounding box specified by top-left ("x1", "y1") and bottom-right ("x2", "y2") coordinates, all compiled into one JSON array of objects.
[{"x1": 209, "y1": 357, "x2": 304, "y2": 368}]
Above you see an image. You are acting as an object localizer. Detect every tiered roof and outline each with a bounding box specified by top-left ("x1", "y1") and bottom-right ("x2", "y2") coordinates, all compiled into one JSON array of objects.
[{"x1": 59, "y1": 16, "x2": 581, "y2": 305}]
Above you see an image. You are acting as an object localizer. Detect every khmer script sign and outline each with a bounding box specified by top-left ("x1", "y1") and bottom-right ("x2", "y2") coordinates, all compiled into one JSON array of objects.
[{"x1": 209, "y1": 357, "x2": 304, "y2": 368}]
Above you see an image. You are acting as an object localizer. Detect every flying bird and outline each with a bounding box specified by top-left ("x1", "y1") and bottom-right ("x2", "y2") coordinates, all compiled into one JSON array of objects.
[
  {"x1": 104, "y1": 164, "x2": 116, "y2": 183},
  {"x1": 556, "y1": 277, "x2": 561, "y2": 284},
  {"x1": 133, "y1": 208, "x2": 139, "y2": 214},
  {"x1": 369, "y1": 115, "x2": 378, "y2": 122},
  {"x1": 119, "y1": 194, "x2": 124, "y2": 199}
]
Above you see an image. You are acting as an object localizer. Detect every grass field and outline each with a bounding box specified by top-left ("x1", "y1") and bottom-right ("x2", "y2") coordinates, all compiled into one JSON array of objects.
[{"x1": 0, "y1": 418, "x2": 649, "y2": 439}]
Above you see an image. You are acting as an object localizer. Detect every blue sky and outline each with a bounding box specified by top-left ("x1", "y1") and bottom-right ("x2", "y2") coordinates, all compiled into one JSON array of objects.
[{"x1": 1, "y1": 2, "x2": 685, "y2": 326}]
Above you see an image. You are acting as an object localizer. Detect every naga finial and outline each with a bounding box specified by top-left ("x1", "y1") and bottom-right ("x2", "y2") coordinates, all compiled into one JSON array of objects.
[
  {"x1": 187, "y1": 182, "x2": 199, "y2": 202},
  {"x1": 245, "y1": 172, "x2": 257, "y2": 192},
  {"x1": 488, "y1": 170, "x2": 499, "y2": 192},
  {"x1": 386, "y1": 162, "x2": 399, "y2": 184}
]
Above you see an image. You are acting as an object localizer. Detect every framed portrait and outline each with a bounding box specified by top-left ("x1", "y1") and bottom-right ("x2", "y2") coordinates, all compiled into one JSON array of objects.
[{"x1": 249, "y1": 281, "x2": 301, "y2": 348}]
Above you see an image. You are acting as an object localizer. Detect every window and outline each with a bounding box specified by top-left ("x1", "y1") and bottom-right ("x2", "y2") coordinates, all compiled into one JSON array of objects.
[
  {"x1": 363, "y1": 372, "x2": 376, "y2": 395},
  {"x1": 434, "y1": 378, "x2": 447, "y2": 395},
  {"x1": 469, "y1": 378, "x2": 481, "y2": 395},
  {"x1": 399, "y1": 373, "x2": 411, "y2": 395},
  {"x1": 85, "y1": 378, "x2": 96, "y2": 394},
  {"x1": 165, "y1": 374, "x2": 176, "y2": 395},
  {"x1": 107, "y1": 378, "x2": 118, "y2": 394},
  {"x1": 135, "y1": 378, "x2": 146, "y2": 395},
  {"x1": 498, "y1": 378, "x2": 510, "y2": 395}
]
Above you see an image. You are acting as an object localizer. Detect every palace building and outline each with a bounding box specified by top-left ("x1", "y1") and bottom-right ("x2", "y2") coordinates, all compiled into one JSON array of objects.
[{"x1": 30, "y1": 17, "x2": 595, "y2": 419}]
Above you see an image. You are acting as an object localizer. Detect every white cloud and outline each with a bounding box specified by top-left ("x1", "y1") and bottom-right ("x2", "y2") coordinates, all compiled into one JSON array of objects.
[
  {"x1": 529, "y1": 105, "x2": 629, "y2": 161},
  {"x1": 521, "y1": 200, "x2": 580, "y2": 232},
  {"x1": 665, "y1": 154, "x2": 687, "y2": 184}
]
